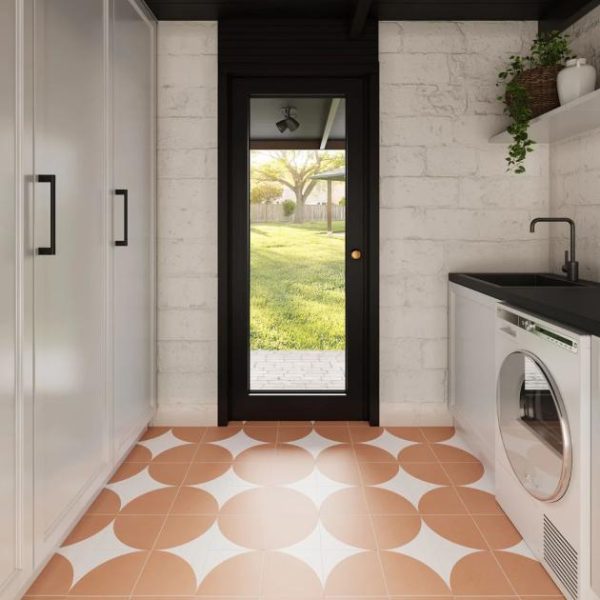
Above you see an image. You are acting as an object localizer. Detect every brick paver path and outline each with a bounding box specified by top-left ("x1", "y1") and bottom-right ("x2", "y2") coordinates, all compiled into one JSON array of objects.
[{"x1": 250, "y1": 350, "x2": 345, "y2": 390}]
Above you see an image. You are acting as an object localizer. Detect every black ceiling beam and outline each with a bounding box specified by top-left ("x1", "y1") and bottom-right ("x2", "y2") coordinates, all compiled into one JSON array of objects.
[
  {"x1": 146, "y1": 0, "x2": 595, "y2": 27},
  {"x1": 350, "y1": 0, "x2": 373, "y2": 38},
  {"x1": 539, "y1": 0, "x2": 600, "y2": 32}
]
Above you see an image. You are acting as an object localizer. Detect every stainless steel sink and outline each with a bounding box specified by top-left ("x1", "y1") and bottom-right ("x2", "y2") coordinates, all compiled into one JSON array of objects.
[{"x1": 467, "y1": 273, "x2": 585, "y2": 287}]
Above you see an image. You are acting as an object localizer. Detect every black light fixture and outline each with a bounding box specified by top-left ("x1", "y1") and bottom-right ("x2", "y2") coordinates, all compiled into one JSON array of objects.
[{"x1": 276, "y1": 106, "x2": 299, "y2": 133}]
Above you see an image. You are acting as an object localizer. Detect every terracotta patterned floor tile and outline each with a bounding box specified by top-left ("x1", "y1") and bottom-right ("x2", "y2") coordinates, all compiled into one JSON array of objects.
[
  {"x1": 184, "y1": 461, "x2": 231, "y2": 484},
  {"x1": 387, "y1": 426, "x2": 426, "y2": 442},
  {"x1": 25, "y1": 554, "x2": 73, "y2": 596},
  {"x1": 121, "y1": 487, "x2": 180, "y2": 515},
  {"x1": 442, "y1": 461, "x2": 485, "y2": 485},
  {"x1": 371, "y1": 514, "x2": 422, "y2": 548},
  {"x1": 262, "y1": 551, "x2": 323, "y2": 597},
  {"x1": 277, "y1": 423, "x2": 313, "y2": 442},
  {"x1": 61, "y1": 514, "x2": 114, "y2": 546},
  {"x1": 400, "y1": 462, "x2": 451, "y2": 485},
  {"x1": 202, "y1": 425, "x2": 243, "y2": 442},
  {"x1": 455, "y1": 486, "x2": 503, "y2": 514},
  {"x1": 431, "y1": 443, "x2": 481, "y2": 463},
  {"x1": 418, "y1": 486, "x2": 468, "y2": 515},
  {"x1": 124, "y1": 444, "x2": 153, "y2": 463},
  {"x1": 154, "y1": 514, "x2": 216, "y2": 549},
  {"x1": 316, "y1": 444, "x2": 362, "y2": 484},
  {"x1": 151, "y1": 443, "x2": 198, "y2": 463},
  {"x1": 218, "y1": 513, "x2": 267, "y2": 548},
  {"x1": 234, "y1": 443, "x2": 314, "y2": 485},
  {"x1": 149, "y1": 462, "x2": 190, "y2": 485},
  {"x1": 420, "y1": 426, "x2": 455, "y2": 443},
  {"x1": 423, "y1": 515, "x2": 487, "y2": 549},
  {"x1": 380, "y1": 551, "x2": 451, "y2": 596},
  {"x1": 353, "y1": 443, "x2": 396, "y2": 462},
  {"x1": 450, "y1": 550, "x2": 514, "y2": 596},
  {"x1": 196, "y1": 551, "x2": 263, "y2": 596},
  {"x1": 397, "y1": 443, "x2": 438, "y2": 463},
  {"x1": 86, "y1": 489, "x2": 121, "y2": 515},
  {"x1": 109, "y1": 461, "x2": 146, "y2": 483},
  {"x1": 348, "y1": 425, "x2": 384, "y2": 443},
  {"x1": 70, "y1": 551, "x2": 149, "y2": 595},
  {"x1": 170, "y1": 487, "x2": 219, "y2": 515},
  {"x1": 324, "y1": 551, "x2": 387, "y2": 596},
  {"x1": 113, "y1": 514, "x2": 166, "y2": 548},
  {"x1": 172, "y1": 426, "x2": 207, "y2": 443},
  {"x1": 243, "y1": 424, "x2": 278, "y2": 443},
  {"x1": 321, "y1": 512, "x2": 377, "y2": 549},
  {"x1": 132, "y1": 551, "x2": 197, "y2": 596},
  {"x1": 315, "y1": 424, "x2": 353, "y2": 442},
  {"x1": 494, "y1": 551, "x2": 563, "y2": 596},
  {"x1": 320, "y1": 487, "x2": 370, "y2": 517},
  {"x1": 193, "y1": 443, "x2": 234, "y2": 463},
  {"x1": 25, "y1": 425, "x2": 561, "y2": 599},
  {"x1": 363, "y1": 486, "x2": 418, "y2": 515},
  {"x1": 358, "y1": 461, "x2": 399, "y2": 484},
  {"x1": 474, "y1": 514, "x2": 522, "y2": 549},
  {"x1": 141, "y1": 426, "x2": 170, "y2": 440}
]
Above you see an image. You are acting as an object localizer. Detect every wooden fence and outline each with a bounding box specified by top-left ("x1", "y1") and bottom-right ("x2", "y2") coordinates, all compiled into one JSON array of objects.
[{"x1": 250, "y1": 203, "x2": 346, "y2": 223}]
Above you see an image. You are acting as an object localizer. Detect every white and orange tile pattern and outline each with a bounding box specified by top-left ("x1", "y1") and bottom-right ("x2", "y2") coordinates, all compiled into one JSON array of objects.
[{"x1": 25, "y1": 423, "x2": 564, "y2": 599}]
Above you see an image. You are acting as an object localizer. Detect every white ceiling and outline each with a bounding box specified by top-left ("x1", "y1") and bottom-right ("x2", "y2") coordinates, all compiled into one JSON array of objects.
[{"x1": 250, "y1": 97, "x2": 346, "y2": 141}]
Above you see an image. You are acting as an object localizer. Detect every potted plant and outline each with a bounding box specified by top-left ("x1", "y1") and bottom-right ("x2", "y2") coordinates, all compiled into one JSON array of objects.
[{"x1": 497, "y1": 31, "x2": 572, "y2": 173}]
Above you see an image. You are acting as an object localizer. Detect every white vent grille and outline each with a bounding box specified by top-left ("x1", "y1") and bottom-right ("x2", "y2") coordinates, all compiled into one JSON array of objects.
[{"x1": 543, "y1": 515, "x2": 578, "y2": 599}]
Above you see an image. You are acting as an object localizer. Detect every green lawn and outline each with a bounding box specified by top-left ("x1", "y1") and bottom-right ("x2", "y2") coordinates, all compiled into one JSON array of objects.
[{"x1": 250, "y1": 221, "x2": 346, "y2": 350}]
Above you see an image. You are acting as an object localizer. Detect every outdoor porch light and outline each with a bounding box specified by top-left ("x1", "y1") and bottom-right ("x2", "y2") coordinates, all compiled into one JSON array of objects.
[{"x1": 276, "y1": 106, "x2": 299, "y2": 133}]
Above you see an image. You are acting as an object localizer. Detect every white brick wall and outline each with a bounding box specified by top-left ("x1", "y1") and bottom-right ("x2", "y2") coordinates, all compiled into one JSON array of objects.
[
  {"x1": 156, "y1": 22, "x2": 218, "y2": 425},
  {"x1": 550, "y1": 6, "x2": 600, "y2": 280},
  {"x1": 154, "y1": 20, "x2": 555, "y2": 426},
  {"x1": 379, "y1": 21, "x2": 550, "y2": 425}
]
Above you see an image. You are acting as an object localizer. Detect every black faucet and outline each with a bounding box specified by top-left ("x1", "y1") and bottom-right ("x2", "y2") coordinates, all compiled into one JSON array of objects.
[{"x1": 530, "y1": 217, "x2": 579, "y2": 282}]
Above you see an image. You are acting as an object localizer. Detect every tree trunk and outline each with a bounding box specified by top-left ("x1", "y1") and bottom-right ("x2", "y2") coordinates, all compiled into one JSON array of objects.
[
  {"x1": 326, "y1": 180, "x2": 332, "y2": 234},
  {"x1": 293, "y1": 187, "x2": 304, "y2": 223}
]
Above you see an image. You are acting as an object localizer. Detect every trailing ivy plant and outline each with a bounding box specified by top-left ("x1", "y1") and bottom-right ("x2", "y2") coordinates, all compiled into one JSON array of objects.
[{"x1": 497, "y1": 31, "x2": 572, "y2": 174}]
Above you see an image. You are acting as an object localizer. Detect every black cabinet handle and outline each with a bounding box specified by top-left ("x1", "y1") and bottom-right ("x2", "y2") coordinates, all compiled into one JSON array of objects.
[
  {"x1": 115, "y1": 189, "x2": 128, "y2": 247},
  {"x1": 37, "y1": 174, "x2": 56, "y2": 255}
]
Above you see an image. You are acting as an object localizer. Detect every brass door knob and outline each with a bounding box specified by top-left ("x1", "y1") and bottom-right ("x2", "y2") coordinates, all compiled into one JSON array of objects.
[{"x1": 350, "y1": 249, "x2": 362, "y2": 260}]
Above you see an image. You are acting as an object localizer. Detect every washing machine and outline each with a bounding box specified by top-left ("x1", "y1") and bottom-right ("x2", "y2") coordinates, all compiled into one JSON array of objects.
[{"x1": 495, "y1": 304, "x2": 594, "y2": 600}]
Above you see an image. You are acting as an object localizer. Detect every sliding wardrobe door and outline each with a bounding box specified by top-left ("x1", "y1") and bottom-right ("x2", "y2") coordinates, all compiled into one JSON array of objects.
[
  {"x1": 111, "y1": 0, "x2": 154, "y2": 453},
  {"x1": 33, "y1": 0, "x2": 108, "y2": 561},
  {"x1": 0, "y1": 0, "x2": 32, "y2": 594}
]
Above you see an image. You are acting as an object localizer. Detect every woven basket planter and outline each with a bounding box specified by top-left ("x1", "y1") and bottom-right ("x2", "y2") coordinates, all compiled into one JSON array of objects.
[{"x1": 507, "y1": 65, "x2": 562, "y2": 118}]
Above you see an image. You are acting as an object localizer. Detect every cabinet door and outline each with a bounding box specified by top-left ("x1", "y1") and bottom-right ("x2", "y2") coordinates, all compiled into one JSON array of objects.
[
  {"x1": 33, "y1": 0, "x2": 109, "y2": 562},
  {"x1": 0, "y1": 0, "x2": 22, "y2": 592},
  {"x1": 112, "y1": 0, "x2": 154, "y2": 453}
]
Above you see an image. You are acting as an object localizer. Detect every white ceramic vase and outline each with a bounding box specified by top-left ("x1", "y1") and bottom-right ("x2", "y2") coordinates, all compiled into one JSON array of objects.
[{"x1": 557, "y1": 58, "x2": 597, "y2": 105}]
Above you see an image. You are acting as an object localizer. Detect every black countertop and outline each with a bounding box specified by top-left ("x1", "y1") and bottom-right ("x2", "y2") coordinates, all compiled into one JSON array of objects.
[{"x1": 449, "y1": 272, "x2": 600, "y2": 336}]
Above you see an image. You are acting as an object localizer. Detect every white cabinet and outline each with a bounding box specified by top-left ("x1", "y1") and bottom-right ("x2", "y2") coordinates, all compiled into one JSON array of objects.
[
  {"x1": 449, "y1": 282, "x2": 498, "y2": 473},
  {"x1": 32, "y1": 0, "x2": 110, "y2": 563},
  {"x1": 0, "y1": 1, "x2": 34, "y2": 597},
  {"x1": 591, "y1": 337, "x2": 600, "y2": 599},
  {"x1": 2, "y1": 0, "x2": 156, "y2": 597},
  {"x1": 111, "y1": 0, "x2": 155, "y2": 456}
]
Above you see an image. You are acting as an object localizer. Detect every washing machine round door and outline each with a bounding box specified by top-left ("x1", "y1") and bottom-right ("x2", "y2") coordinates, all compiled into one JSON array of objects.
[{"x1": 497, "y1": 351, "x2": 572, "y2": 502}]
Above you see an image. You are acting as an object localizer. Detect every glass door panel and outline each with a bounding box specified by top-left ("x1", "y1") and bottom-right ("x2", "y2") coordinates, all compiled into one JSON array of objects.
[{"x1": 249, "y1": 97, "x2": 346, "y2": 391}]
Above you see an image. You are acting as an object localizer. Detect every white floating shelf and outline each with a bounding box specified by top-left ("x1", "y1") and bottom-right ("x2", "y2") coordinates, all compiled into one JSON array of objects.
[{"x1": 490, "y1": 87, "x2": 600, "y2": 144}]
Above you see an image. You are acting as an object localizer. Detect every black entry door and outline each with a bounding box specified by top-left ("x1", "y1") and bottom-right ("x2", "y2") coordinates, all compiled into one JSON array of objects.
[{"x1": 222, "y1": 76, "x2": 375, "y2": 422}]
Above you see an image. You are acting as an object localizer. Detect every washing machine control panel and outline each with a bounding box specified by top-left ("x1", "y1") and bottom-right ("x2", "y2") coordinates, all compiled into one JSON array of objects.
[{"x1": 498, "y1": 308, "x2": 578, "y2": 353}]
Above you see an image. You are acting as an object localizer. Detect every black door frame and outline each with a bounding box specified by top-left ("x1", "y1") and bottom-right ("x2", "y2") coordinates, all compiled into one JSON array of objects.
[{"x1": 218, "y1": 42, "x2": 379, "y2": 425}]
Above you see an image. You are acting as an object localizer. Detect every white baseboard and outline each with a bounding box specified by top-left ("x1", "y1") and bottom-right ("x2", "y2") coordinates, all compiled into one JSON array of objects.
[
  {"x1": 152, "y1": 403, "x2": 218, "y2": 426},
  {"x1": 380, "y1": 402, "x2": 453, "y2": 426}
]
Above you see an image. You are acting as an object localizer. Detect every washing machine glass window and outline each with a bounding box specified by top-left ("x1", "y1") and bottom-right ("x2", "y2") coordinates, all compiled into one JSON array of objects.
[{"x1": 497, "y1": 350, "x2": 572, "y2": 502}]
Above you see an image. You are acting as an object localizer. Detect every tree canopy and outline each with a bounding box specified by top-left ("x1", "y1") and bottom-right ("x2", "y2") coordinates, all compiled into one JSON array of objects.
[{"x1": 251, "y1": 150, "x2": 345, "y2": 223}]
